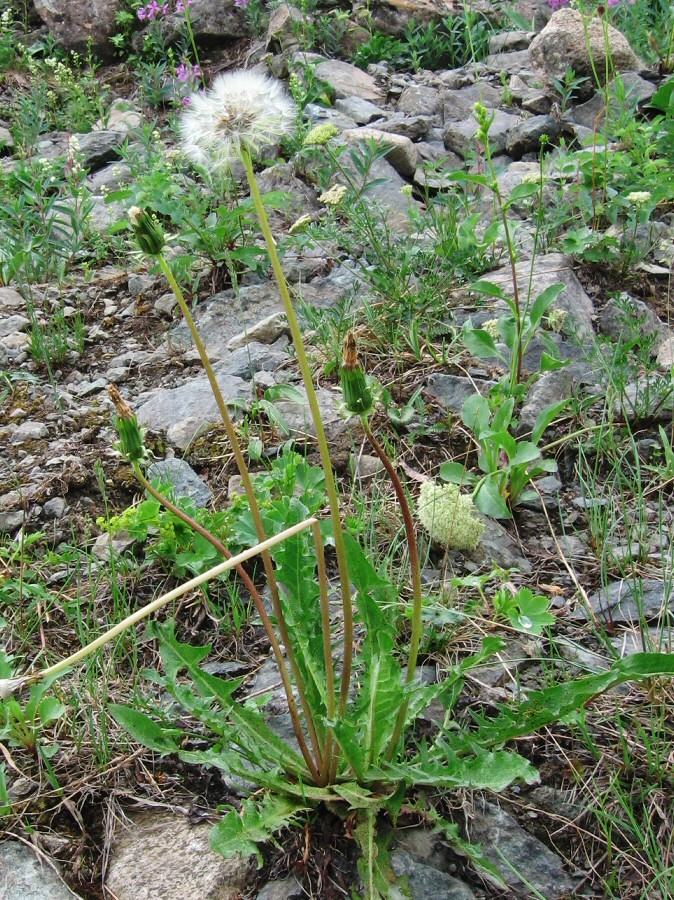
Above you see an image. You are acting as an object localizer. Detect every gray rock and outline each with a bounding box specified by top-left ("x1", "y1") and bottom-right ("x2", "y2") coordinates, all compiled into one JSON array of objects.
[
  {"x1": 390, "y1": 849, "x2": 477, "y2": 899},
  {"x1": 0, "y1": 314, "x2": 29, "y2": 337},
  {"x1": 467, "y1": 800, "x2": 577, "y2": 898},
  {"x1": 529, "y1": 7, "x2": 645, "y2": 85},
  {"x1": 569, "y1": 578, "x2": 673, "y2": 625},
  {"x1": 92, "y1": 531, "x2": 135, "y2": 560},
  {"x1": 11, "y1": 421, "x2": 48, "y2": 443},
  {"x1": 426, "y1": 374, "x2": 496, "y2": 414},
  {"x1": 265, "y1": 3, "x2": 305, "y2": 53},
  {"x1": 32, "y1": 0, "x2": 122, "y2": 59},
  {"x1": 397, "y1": 84, "x2": 442, "y2": 117},
  {"x1": 444, "y1": 109, "x2": 521, "y2": 159},
  {"x1": 518, "y1": 362, "x2": 593, "y2": 432},
  {"x1": 374, "y1": 114, "x2": 431, "y2": 141},
  {"x1": 340, "y1": 127, "x2": 418, "y2": 178},
  {"x1": 0, "y1": 840, "x2": 79, "y2": 899},
  {"x1": 76, "y1": 131, "x2": 125, "y2": 172},
  {"x1": 442, "y1": 82, "x2": 503, "y2": 122},
  {"x1": 272, "y1": 386, "x2": 346, "y2": 441},
  {"x1": 227, "y1": 313, "x2": 289, "y2": 351},
  {"x1": 0, "y1": 510, "x2": 24, "y2": 533},
  {"x1": 471, "y1": 516, "x2": 532, "y2": 574},
  {"x1": 489, "y1": 30, "x2": 533, "y2": 53},
  {"x1": 136, "y1": 373, "x2": 252, "y2": 451},
  {"x1": 506, "y1": 114, "x2": 560, "y2": 158},
  {"x1": 611, "y1": 626, "x2": 672, "y2": 657},
  {"x1": 147, "y1": 457, "x2": 213, "y2": 508},
  {"x1": 218, "y1": 339, "x2": 288, "y2": 379},
  {"x1": 335, "y1": 97, "x2": 385, "y2": 124},
  {"x1": 482, "y1": 49, "x2": 535, "y2": 77},
  {"x1": 161, "y1": 0, "x2": 249, "y2": 43},
  {"x1": 304, "y1": 102, "x2": 357, "y2": 132},
  {"x1": 657, "y1": 336, "x2": 674, "y2": 368},
  {"x1": 0, "y1": 124, "x2": 14, "y2": 150},
  {"x1": 106, "y1": 812, "x2": 255, "y2": 900},
  {"x1": 313, "y1": 58, "x2": 385, "y2": 103},
  {"x1": 598, "y1": 294, "x2": 667, "y2": 343},
  {"x1": 255, "y1": 875, "x2": 304, "y2": 899},
  {"x1": 43, "y1": 496, "x2": 68, "y2": 519},
  {"x1": 0, "y1": 287, "x2": 25, "y2": 313},
  {"x1": 255, "y1": 161, "x2": 320, "y2": 222},
  {"x1": 104, "y1": 98, "x2": 144, "y2": 134},
  {"x1": 88, "y1": 161, "x2": 131, "y2": 195}
]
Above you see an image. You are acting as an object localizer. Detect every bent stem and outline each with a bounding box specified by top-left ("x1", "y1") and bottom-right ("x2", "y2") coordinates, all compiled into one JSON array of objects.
[
  {"x1": 240, "y1": 147, "x2": 354, "y2": 716},
  {"x1": 155, "y1": 253, "x2": 283, "y2": 619},
  {"x1": 361, "y1": 421, "x2": 423, "y2": 760},
  {"x1": 132, "y1": 463, "x2": 323, "y2": 777},
  {"x1": 5, "y1": 517, "x2": 318, "y2": 762}
]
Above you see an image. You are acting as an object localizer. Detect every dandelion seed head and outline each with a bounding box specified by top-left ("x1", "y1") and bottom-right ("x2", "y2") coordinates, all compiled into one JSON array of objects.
[{"x1": 180, "y1": 70, "x2": 297, "y2": 172}]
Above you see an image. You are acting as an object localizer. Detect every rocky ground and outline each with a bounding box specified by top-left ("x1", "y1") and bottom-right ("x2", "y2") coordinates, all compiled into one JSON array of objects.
[{"x1": 2, "y1": 0, "x2": 674, "y2": 897}]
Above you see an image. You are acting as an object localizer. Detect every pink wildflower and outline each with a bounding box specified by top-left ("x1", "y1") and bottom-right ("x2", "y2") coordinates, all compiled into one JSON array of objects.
[
  {"x1": 137, "y1": 5, "x2": 147, "y2": 19},
  {"x1": 234, "y1": 0, "x2": 249, "y2": 8}
]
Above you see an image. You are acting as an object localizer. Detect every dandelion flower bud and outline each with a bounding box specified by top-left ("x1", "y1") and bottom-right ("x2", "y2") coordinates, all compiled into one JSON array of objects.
[
  {"x1": 109, "y1": 386, "x2": 146, "y2": 462},
  {"x1": 319, "y1": 184, "x2": 347, "y2": 207},
  {"x1": 340, "y1": 331, "x2": 374, "y2": 417},
  {"x1": 303, "y1": 123, "x2": 339, "y2": 146},
  {"x1": 416, "y1": 481, "x2": 484, "y2": 552},
  {"x1": 128, "y1": 206, "x2": 165, "y2": 256},
  {"x1": 0, "y1": 676, "x2": 28, "y2": 699}
]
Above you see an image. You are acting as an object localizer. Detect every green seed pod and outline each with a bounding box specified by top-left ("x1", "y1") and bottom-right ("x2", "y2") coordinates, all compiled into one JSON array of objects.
[
  {"x1": 128, "y1": 206, "x2": 165, "y2": 256},
  {"x1": 340, "y1": 332, "x2": 374, "y2": 417}
]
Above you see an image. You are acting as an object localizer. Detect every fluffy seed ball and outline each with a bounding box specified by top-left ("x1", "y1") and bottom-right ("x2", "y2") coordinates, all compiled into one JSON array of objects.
[
  {"x1": 416, "y1": 481, "x2": 484, "y2": 552},
  {"x1": 180, "y1": 70, "x2": 297, "y2": 171}
]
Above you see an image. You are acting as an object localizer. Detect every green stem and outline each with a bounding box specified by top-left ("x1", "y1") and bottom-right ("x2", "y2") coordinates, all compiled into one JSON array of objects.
[
  {"x1": 133, "y1": 463, "x2": 323, "y2": 776},
  {"x1": 181, "y1": 4, "x2": 204, "y2": 88},
  {"x1": 240, "y1": 148, "x2": 354, "y2": 716},
  {"x1": 362, "y1": 421, "x2": 423, "y2": 761},
  {"x1": 156, "y1": 253, "x2": 282, "y2": 611}
]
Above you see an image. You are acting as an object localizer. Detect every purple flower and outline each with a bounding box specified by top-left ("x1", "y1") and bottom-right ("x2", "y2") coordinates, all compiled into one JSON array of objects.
[
  {"x1": 145, "y1": 0, "x2": 160, "y2": 19},
  {"x1": 192, "y1": 64, "x2": 202, "y2": 77},
  {"x1": 547, "y1": 0, "x2": 570, "y2": 8},
  {"x1": 234, "y1": 0, "x2": 248, "y2": 8},
  {"x1": 137, "y1": 5, "x2": 147, "y2": 19},
  {"x1": 176, "y1": 62, "x2": 190, "y2": 82}
]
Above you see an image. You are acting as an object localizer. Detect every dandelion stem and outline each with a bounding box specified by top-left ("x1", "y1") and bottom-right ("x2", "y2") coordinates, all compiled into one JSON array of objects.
[
  {"x1": 240, "y1": 148, "x2": 354, "y2": 718},
  {"x1": 361, "y1": 421, "x2": 423, "y2": 761},
  {"x1": 132, "y1": 462, "x2": 323, "y2": 776},
  {"x1": 155, "y1": 253, "x2": 283, "y2": 623}
]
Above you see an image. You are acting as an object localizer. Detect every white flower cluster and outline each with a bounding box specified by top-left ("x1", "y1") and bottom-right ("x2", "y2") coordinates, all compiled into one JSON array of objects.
[
  {"x1": 546, "y1": 307, "x2": 568, "y2": 333},
  {"x1": 481, "y1": 318, "x2": 501, "y2": 340},
  {"x1": 626, "y1": 191, "x2": 651, "y2": 206},
  {"x1": 319, "y1": 184, "x2": 347, "y2": 207},
  {"x1": 416, "y1": 481, "x2": 484, "y2": 552}
]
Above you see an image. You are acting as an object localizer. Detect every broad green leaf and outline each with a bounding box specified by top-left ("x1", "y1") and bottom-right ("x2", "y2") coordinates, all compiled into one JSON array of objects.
[
  {"x1": 438, "y1": 462, "x2": 477, "y2": 485},
  {"x1": 461, "y1": 327, "x2": 505, "y2": 362},
  {"x1": 491, "y1": 398, "x2": 514, "y2": 434},
  {"x1": 510, "y1": 441, "x2": 542, "y2": 466},
  {"x1": 473, "y1": 478, "x2": 511, "y2": 520},
  {"x1": 265, "y1": 384, "x2": 305, "y2": 403},
  {"x1": 651, "y1": 79, "x2": 674, "y2": 111},
  {"x1": 210, "y1": 794, "x2": 308, "y2": 868},
  {"x1": 109, "y1": 704, "x2": 181, "y2": 754},
  {"x1": 447, "y1": 171, "x2": 495, "y2": 189},
  {"x1": 461, "y1": 393, "x2": 491, "y2": 436},
  {"x1": 531, "y1": 398, "x2": 569, "y2": 444},
  {"x1": 540, "y1": 352, "x2": 568, "y2": 373},
  {"x1": 37, "y1": 696, "x2": 66, "y2": 727},
  {"x1": 529, "y1": 283, "x2": 565, "y2": 329},
  {"x1": 505, "y1": 181, "x2": 541, "y2": 205},
  {"x1": 470, "y1": 279, "x2": 508, "y2": 300}
]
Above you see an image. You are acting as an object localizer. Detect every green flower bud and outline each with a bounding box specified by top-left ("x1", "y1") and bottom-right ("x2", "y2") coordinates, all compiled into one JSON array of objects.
[
  {"x1": 128, "y1": 206, "x2": 165, "y2": 256},
  {"x1": 303, "y1": 123, "x2": 339, "y2": 146},
  {"x1": 109, "y1": 386, "x2": 146, "y2": 461},
  {"x1": 340, "y1": 332, "x2": 374, "y2": 417},
  {"x1": 473, "y1": 102, "x2": 494, "y2": 144}
]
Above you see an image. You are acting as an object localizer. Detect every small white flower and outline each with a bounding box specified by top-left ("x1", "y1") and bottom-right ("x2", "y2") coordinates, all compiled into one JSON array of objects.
[
  {"x1": 180, "y1": 70, "x2": 297, "y2": 172},
  {"x1": 289, "y1": 213, "x2": 312, "y2": 234},
  {"x1": 481, "y1": 318, "x2": 501, "y2": 340},
  {"x1": 626, "y1": 191, "x2": 651, "y2": 206},
  {"x1": 319, "y1": 184, "x2": 348, "y2": 207}
]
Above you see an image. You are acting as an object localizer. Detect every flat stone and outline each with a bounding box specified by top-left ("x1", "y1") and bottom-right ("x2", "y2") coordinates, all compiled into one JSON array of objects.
[
  {"x1": 506, "y1": 114, "x2": 560, "y2": 158},
  {"x1": 598, "y1": 294, "x2": 667, "y2": 343},
  {"x1": 255, "y1": 875, "x2": 304, "y2": 899},
  {"x1": 657, "y1": 336, "x2": 674, "y2": 368},
  {"x1": 0, "y1": 287, "x2": 25, "y2": 313},
  {"x1": 106, "y1": 811, "x2": 255, "y2": 900},
  {"x1": 227, "y1": 312, "x2": 288, "y2": 351},
  {"x1": 0, "y1": 840, "x2": 78, "y2": 899},
  {"x1": 43, "y1": 496, "x2": 68, "y2": 519},
  {"x1": 611, "y1": 626, "x2": 673, "y2": 657},
  {"x1": 313, "y1": 58, "x2": 385, "y2": 103},
  {"x1": 334, "y1": 97, "x2": 385, "y2": 124},
  {"x1": 374, "y1": 114, "x2": 431, "y2": 141},
  {"x1": 470, "y1": 516, "x2": 532, "y2": 574},
  {"x1": 76, "y1": 130, "x2": 125, "y2": 171},
  {"x1": 444, "y1": 109, "x2": 521, "y2": 159},
  {"x1": 92, "y1": 531, "x2": 134, "y2": 560},
  {"x1": 0, "y1": 314, "x2": 30, "y2": 337},
  {"x1": 0, "y1": 510, "x2": 24, "y2": 533},
  {"x1": 467, "y1": 800, "x2": 577, "y2": 898},
  {"x1": 569, "y1": 578, "x2": 673, "y2": 625},
  {"x1": 340, "y1": 127, "x2": 418, "y2": 178},
  {"x1": 11, "y1": 421, "x2": 48, "y2": 443},
  {"x1": 147, "y1": 457, "x2": 213, "y2": 508},
  {"x1": 272, "y1": 386, "x2": 346, "y2": 441},
  {"x1": 426, "y1": 374, "x2": 496, "y2": 414},
  {"x1": 397, "y1": 84, "x2": 442, "y2": 117},
  {"x1": 390, "y1": 849, "x2": 477, "y2": 899},
  {"x1": 136, "y1": 373, "x2": 252, "y2": 451}
]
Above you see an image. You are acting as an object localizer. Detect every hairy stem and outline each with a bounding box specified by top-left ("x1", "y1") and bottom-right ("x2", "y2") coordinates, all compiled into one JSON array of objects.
[
  {"x1": 240, "y1": 148, "x2": 353, "y2": 715},
  {"x1": 362, "y1": 422, "x2": 423, "y2": 760},
  {"x1": 133, "y1": 463, "x2": 323, "y2": 775}
]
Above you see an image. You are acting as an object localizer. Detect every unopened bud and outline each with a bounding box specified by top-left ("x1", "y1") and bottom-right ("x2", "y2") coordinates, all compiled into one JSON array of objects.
[
  {"x1": 109, "y1": 386, "x2": 146, "y2": 461},
  {"x1": 340, "y1": 332, "x2": 373, "y2": 417},
  {"x1": 128, "y1": 206, "x2": 165, "y2": 256}
]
